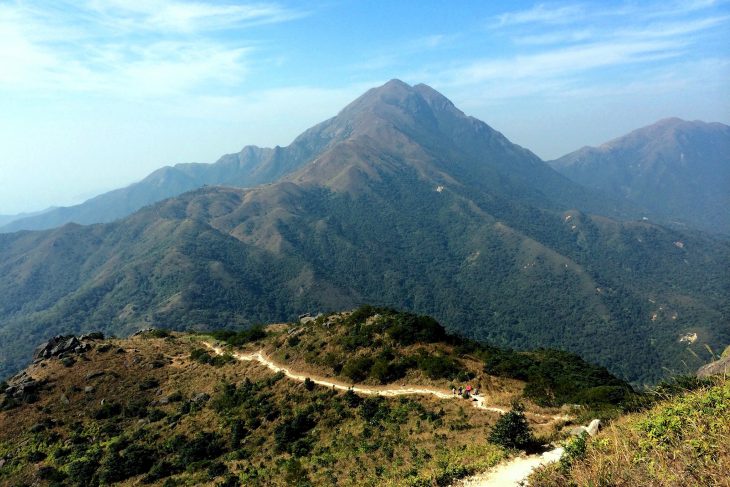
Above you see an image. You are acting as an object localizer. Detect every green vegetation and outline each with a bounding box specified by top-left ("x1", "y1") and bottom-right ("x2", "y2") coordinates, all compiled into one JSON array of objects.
[
  {"x1": 487, "y1": 403, "x2": 534, "y2": 450},
  {"x1": 0, "y1": 330, "x2": 521, "y2": 486},
  {"x1": 482, "y1": 348, "x2": 634, "y2": 407},
  {"x1": 206, "y1": 327, "x2": 267, "y2": 347},
  {"x1": 190, "y1": 348, "x2": 235, "y2": 367},
  {"x1": 0, "y1": 169, "x2": 727, "y2": 386},
  {"x1": 529, "y1": 376, "x2": 730, "y2": 486},
  {"x1": 282, "y1": 307, "x2": 633, "y2": 410}
]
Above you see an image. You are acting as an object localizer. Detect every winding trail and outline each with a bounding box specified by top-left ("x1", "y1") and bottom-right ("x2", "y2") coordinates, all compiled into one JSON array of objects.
[
  {"x1": 204, "y1": 341, "x2": 571, "y2": 421},
  {"x1": 204, "y1": 341, "x2": 574, "y2": 485}
]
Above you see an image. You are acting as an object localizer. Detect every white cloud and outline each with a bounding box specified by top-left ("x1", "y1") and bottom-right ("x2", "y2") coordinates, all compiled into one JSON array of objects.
[
  {"x1": 0, "y1": 1, "x2": 302, "y2": 97},
  {"x1": 85, "y1": 0, "x2": 304, "y2": 33}
]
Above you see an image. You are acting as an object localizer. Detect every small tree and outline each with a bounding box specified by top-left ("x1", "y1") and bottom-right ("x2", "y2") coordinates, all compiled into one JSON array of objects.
[{"x1": 488, "y1": 402, "x2": 533, "y2": 449}]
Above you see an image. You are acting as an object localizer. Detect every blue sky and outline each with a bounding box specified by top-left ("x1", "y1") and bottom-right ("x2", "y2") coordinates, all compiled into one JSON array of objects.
[{"x1": 1, "y1": 0, "x2": 728, "y2": 214}]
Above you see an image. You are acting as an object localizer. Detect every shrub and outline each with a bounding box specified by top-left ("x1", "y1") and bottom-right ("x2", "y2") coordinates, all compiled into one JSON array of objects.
[
  {"x1": 342, "y1": 356, "x2": 374, "y2": 382},
  {"x1": 488, "y1": 403, "x2": 533, "y2": 449},
  {"x1": 360, "y1": 397, "x2": 390, "y2": 424},
  {"x1": 139, "y1": 377, "x2": 160, "y2": 391},
  {"x1": 144, "y1": 329, "x2": 171, "y2": 338},
  {"x1": 66, "y1": 452, "x2": 101, "y2": 486},
  {"x1": 92, "y1": 402, "x2": 122, "y2": 419},
  {"x1": 275, "y1": 412, "x2": 316, "y2": 453},
  {"x1": 343, "y1": 390, "x2": 362, "y2": 408},
  {"x1": 417, "y1": 353, "x2": 461, "y2": 380},
  {"x1": 559, "y1": 432, "x2": 587, "y2": 472}
]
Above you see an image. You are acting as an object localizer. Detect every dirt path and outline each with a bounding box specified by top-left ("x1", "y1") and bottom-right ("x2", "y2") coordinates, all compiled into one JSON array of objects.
[
  {"x1": 205, "y1": 341, "x2": 573, "y2": 486},
  {"x1": 204, "y1": 342, "x2": 572, "y2": 421},
  {"x1": 455, "y1": 447, "x2": 564, "y2": 486}
]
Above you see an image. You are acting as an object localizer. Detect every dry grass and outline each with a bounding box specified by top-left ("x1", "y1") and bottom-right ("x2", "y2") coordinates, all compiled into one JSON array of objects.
[
  {"x1": 529, "y1": 375, "x2": 730, "y2": 486},
  {"x1": 0, "y1": 332, "x2": 512, "y2": 486}
]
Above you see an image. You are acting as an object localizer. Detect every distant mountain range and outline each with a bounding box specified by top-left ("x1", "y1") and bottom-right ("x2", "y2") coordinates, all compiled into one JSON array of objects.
[
  {"x1": 0, "y1": 80, "x2": 727, "y2": 385},
  {"x1": 550, "y1": 118, "x2": 730, "y2": 235},
  {"x1": 4, "y1": 106, "x2": 728, "y2": 238}
]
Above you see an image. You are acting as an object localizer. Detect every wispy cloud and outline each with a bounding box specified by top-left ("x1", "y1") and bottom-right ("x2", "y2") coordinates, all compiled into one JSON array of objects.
[
  {"x1": 424, "y1": 0, "x2": 730, "y2": 101},
  {"x1": 0, "y1": 1, "x2": 303, "y2": 96},
  {"x1": 85, "y1": 0, "x2": 305, "y2": 33}
]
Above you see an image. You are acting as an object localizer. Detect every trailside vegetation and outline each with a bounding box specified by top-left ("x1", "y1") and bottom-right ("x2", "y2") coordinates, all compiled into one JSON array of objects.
[
  {"x1": 272, "y1": 306, "x2": 634, "y2": 410},
  {"x1": 528, "y1": 375, "x2": 730, "y2": 486}
]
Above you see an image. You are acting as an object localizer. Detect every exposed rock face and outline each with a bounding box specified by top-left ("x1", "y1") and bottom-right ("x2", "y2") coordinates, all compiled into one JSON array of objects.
[
  {"x1": 570, "y1": 419, "x2": 601, "y2": 437},
  {"x1": 697, "y1": 355, "x2": 730, "y2": 377},
  {"x1": 32, "y1": 334, "x2": 101, "y2": 360}
]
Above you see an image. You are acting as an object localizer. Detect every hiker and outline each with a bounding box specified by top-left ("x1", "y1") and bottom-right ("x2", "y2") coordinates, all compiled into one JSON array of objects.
[
  {"x1": 452, "y1": 387, "x2": 456, "y2": 395},
  {"x1": 458, "y1": 386, "x2": 463, "y2": 396}
]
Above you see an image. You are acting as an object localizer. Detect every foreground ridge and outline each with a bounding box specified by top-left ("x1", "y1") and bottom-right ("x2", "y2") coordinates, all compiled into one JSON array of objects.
[{"x1": 204, "y1": 341, "x2": 571, "y2": 421}]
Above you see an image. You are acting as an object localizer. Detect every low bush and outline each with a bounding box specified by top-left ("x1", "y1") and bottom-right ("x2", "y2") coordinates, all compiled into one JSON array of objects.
[{"x1": 488, "y1": 403, "x2": 533, "y2": 449}]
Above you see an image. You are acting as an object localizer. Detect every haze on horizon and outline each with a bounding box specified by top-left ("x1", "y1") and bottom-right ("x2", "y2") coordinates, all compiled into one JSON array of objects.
[{"x1": 1, "y1": 0, "x2": 728, "y2": 215}]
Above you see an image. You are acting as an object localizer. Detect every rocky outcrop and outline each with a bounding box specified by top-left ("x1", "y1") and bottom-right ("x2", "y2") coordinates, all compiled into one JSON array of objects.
[
  {"x1": 697, "y1": 354, "x2": 730, "y2": 377},
  {"x1": 32, "y1": 333, "x2": 103, "y2": 360}
]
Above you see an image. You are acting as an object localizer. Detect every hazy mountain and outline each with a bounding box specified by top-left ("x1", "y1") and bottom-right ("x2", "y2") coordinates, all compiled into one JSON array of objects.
[
  {"x1": 0, "y1": 109, "x2": 355, "y2": 234},
  {"x1": 550, "y1": 118, "x2": 730, "y2": 234},
  {"x1": 0, "y1": 207, "x2": 56, "y2": 228},
  {"x1": 0, "y1": 81, "x2": 727, "y2": 385}
]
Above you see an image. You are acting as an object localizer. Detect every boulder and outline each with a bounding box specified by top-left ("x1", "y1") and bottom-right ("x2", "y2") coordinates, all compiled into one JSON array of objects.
[
  {"x1": 80, "y1": 332, "x2": 104, "y2": 340},
  {"x1": 33, "y1": 335, "x2": 87, "y2": 360},
  {"x1": 697, "y1": 354, "x2": 730, "y2": 377},
  {"x1": 192, "y1": 393, "x2": 210, "y2": 405},
  {"x1": 586, "y1": 419, "x2": 601, "y2": 436},
  {"x1": 85, "y1": 371, "x2": 106, "y2": 381}
]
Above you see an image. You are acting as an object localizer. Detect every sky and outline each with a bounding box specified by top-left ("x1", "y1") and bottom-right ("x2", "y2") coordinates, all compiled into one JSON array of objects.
[{"x1": 1, "y1": 0, "x2": 728, "y2": 214}]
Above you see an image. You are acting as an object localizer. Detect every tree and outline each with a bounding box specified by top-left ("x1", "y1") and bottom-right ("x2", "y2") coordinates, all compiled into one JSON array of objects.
[{"x1": 488, "y1": 402, "x2": 533, "y2": 449}]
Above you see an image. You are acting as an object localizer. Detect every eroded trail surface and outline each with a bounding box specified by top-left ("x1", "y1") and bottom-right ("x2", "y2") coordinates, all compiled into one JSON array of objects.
[{"x1": 455, "y1": 447, "x2": 564, "y2": 486}]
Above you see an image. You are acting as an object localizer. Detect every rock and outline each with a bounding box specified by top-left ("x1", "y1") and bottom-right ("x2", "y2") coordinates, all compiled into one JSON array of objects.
[
  {"x1": 0, "y1": 458, "x2": 5, "y2": 468},
  {"x1": 59, "y1": 394, "x2": 70, "y2": 405},
  {"x1": 586, "y1": 419, "x2": 601, "y2": 436},
  {"x1": 132, "y1": 328, "x2": 155, "y2": 337},
  {"x1": 50, "y1": 337, "x2": 80, "y2": 357},
  {"x1": 97, "y1": 343, "x2": 112, "y2": 353},
  {"x1": 80, "y1": 332, "x2": 104, "y2": 340},
  {"x1": 192, "y1": 393, "x2": 210, "y2": 405},
  {"x1": 61, "y1": 357, "x2": 75, "y2": 368},
  {"x1": 33, "y1": 335, "x2": 89, "y2": 360},
  {"x1": 115, "y1": 348, "x2": 126, "y2": 354},
  {"x1": 85, "y1": 371, "x2": 105, "y2": 381},
  {"x1": 84, "y1": 386, "x2": 95, "y2": 394},
  {"x1": 697, "y1": 354, "x2": 730, "y2": 377}
]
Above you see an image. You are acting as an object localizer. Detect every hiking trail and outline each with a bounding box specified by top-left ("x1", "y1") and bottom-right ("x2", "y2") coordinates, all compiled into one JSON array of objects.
[
  {"x1": 203, "y1": 342, "x2": 570, "y2": 420},
  {"x1": 204, "y1": 341, "x2": 577, "y2": 486}
]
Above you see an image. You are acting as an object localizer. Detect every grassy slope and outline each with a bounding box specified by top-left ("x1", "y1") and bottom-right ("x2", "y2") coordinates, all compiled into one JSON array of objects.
[
  {"x1": 529, "y1": 375, "x2": 730, "y2": 486},
  {"x1": 0, "y1": 308, "x2": 637, "y2": 487},
  {"x1": 0, "y1": 332, "x2": 511, "y2": 487}
]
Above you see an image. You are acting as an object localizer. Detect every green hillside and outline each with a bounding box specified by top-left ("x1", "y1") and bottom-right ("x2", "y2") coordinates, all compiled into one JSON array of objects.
[
  {"x1": 0, "y1": 310, "x2": 632, "y2": 486},
  {"x1": 0, "y1": 81, "x2": 727, "y2": 385}
]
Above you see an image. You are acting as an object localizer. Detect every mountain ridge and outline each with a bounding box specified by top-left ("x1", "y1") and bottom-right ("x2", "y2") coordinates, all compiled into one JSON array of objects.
[
  {"x1": 549, "y1": 118, "x2": 730, "y2": 234},
  {"x1": 0, "y1": 81, "x2": 727, "y2": 385}
]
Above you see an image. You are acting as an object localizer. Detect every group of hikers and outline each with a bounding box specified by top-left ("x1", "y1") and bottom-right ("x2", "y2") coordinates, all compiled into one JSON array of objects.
[{"x1": 452, "y1": 384, "x2": 478, "y2": 398}]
